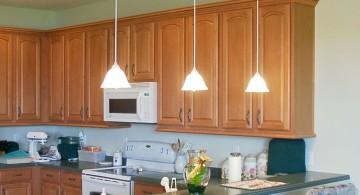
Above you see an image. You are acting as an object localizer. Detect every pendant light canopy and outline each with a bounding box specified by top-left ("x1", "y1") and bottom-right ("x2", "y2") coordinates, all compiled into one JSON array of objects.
[
  {"x1": 245, "y1": 0, "x2": 269, "y2": 93},
  {"x1": 181, "y1": 0, "x2": 208, "y2": 91},
  {"x1": 101, "y1": 0, "x2": 130, "y2": 89}
]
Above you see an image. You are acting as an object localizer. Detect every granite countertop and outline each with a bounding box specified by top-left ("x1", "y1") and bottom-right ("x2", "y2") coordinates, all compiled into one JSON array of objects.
[
  {"x1": 0, "y1": 161, "x2": 351, "y2": 195},
  {"x1": 156, "y1": 172, "x2": 350, "y2": 195}
]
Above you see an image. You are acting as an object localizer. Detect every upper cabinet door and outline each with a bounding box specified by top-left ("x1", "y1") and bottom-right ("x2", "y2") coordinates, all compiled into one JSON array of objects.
[
  {"x1": 255, "y1": 4, "x2": 290, "y2": 131},
  {"x1": 15, "y1": 35, "x2": 41, "y2": 121},
  {"x1": 85, "y1": 29, "x2": 108, "y2": 123},
  {"x1": 49, "y1": 35, "x2": 65, "y2": 121},
  {"x1": 130, "y1": 22, "x2": 155, "y2": 81},
  {"x1": 65, "y1": 32, "x2": 85, "y2": 122},
  {"x1": 185, "y1": 13, "x2": 219, "y2": 129},
  {"x1": 108, "y1": 26, "x2": 130, "y2": 78},
  {"x1": 0, "y1": 34, "x2": 13, "y2": 121},
  {"x1": 220, "y1": 9, "x2": 253, "y2": 130},
  {"x1": 157, "y1": 17, "x2": 185, "y2": 126}
]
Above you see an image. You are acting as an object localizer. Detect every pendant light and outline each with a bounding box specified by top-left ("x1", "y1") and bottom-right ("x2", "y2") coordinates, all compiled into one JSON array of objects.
[
  {"x1": 101, "y1": 0, "x2": 131, "y2": 89},
  {"x1": 245, "y1": 0, "x2": 269, "y2": 92},
  {"x1": 181, "y1": 0, "x2": 208, "y2": 91}
]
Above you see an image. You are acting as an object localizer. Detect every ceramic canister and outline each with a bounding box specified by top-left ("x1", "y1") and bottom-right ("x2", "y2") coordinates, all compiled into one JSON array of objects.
[
  {"x1": 257, "y1": 151, "x2": 268, "y2": 178},
  {"x1": 113, "y1": 150, "x2": 122, "y2": 166},
  {"x1": 243, "y1": 154, "x2": 257, "y2": 180}
]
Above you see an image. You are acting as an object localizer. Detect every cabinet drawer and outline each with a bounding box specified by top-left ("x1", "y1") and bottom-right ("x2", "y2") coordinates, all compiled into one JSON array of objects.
[
  {"x1": 134, "y1": 182, "x2": 165, "y2": 195},
  {"x1": 41, "y1": 168, "x2": 60, "y2": 184},
  {"x1": 0, "y1": 168, "x2": 31, "y2": 182},
  {"x1": 61, "y1": 171, "x2": 81, "y2": 188}
]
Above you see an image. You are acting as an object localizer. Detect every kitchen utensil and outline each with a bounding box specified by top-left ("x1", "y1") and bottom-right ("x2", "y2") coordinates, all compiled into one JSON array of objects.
[
  {"x1": 182, "y1": 142, "x2": 192, "y2": 154},
  {"x1": 171, "y1": 143, "x2": 179, "y2": 152}
]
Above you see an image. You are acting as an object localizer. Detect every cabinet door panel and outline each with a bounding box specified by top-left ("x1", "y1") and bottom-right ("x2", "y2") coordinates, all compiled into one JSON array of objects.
[
  {"x1": 0, "y1": 34, "x2": 13, "y2": 121},
  {"x1": 256, "y1": 4, "x2": 290, "y2": 131},
  {"x1": 61, "y1": 186, "x2": 81, "y2": 195},
  {"x1": 131, "y1": 22, "x2": 155, "y2": 81},
  {"x1": 15, "y1": 35, "x2": 41, "y2": 121},
  {"x1": 65, "y1": 32, "x2": 85, "y2": 122},
  {"x1": 220, "y1": 9, "x2": 253, "y2": 130},
  {"x1": 186, "y1": 13, "x2": 219, "y2": 128},
  {"x1": 49, "y1": 35, "x2": 65, "y2": 121},
  {"x1": 157, "y1": 18, "x2": 185, "y2": 126},
  {"x1": 109, "y1": 26, "x2": 130, "y2": 78},
  {"x1": 1, "y1": 183, "x2": 31, "y2": 195},
  {"x1": 41, "y1": 182, "x2": 60, "y2": 195},
  {"x1": 85, "y1": 29, "x2": 108, "y2": 123}
]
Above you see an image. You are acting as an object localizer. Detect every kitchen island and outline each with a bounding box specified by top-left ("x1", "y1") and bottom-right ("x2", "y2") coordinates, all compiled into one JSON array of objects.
[{"x1": 156, "y1": 171, "x2": 352, "y2": 195}]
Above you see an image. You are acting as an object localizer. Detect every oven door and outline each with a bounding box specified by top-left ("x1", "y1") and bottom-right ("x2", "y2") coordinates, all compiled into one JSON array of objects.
[{"x1": 82, "y1": 174, "x2": 133, "y2": 195}]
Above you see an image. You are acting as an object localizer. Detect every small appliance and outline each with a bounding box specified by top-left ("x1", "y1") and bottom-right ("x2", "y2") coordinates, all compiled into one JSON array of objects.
[
  {"x1": 26, "y1": 131, "x2": 50, "y2": 162},
  {"x1": 103, "y1": 82, "x2": 157, "y2": 123}
]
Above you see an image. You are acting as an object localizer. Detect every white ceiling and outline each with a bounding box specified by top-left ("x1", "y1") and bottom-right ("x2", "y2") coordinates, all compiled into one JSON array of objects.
[{"x1": 0, "y1": 0, "x2": 106, "y2": 10}]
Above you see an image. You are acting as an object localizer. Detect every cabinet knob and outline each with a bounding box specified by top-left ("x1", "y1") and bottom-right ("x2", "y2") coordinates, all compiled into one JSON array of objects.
[{"x1": 17, "y1": 106, "x2": 21, "y2": 118}]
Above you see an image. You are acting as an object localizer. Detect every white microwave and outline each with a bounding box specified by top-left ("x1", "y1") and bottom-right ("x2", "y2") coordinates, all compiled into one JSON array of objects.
[{"x1": 103, "y1": 82, "x2": 157, "y2": 123}]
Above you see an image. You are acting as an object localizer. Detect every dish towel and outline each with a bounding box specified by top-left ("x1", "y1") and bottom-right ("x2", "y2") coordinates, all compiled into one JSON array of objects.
[{"x1": 306, "y1": 183, "x2": 358, "y2": 195}]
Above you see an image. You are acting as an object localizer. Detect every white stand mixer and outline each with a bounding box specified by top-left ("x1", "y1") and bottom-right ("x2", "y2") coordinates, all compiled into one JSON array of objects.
[{"x1": 26, "y1": 131, "x2": 50, "y2": 162}]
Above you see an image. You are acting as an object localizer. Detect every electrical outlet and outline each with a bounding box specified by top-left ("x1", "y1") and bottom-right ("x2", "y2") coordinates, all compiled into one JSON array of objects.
[{"x1": 13, "y1": 133, "x2": 20, "y2": 142}]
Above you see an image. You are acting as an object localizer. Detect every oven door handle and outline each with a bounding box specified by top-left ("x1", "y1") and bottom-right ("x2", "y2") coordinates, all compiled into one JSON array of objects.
[{"x1": 82, "y1": 175, "x2": 129, "y2": 187}]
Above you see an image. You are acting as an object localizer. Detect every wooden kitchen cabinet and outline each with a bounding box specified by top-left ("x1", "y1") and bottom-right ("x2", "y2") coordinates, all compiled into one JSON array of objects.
[
  {"x1": 40, "y1": 168, "x2": 82, "y2": 195},
  {"x1": 130, "y1": 22, "x2": 155, "y2": 82},
  {"x1": 0, "y1": 32, "x2": 41, "y2": 123},
  {"x1": 220, "y1": 8, "x2": 253, "y2": 131},
  {"x1": 0, "y1": 168, "x2": 32, "y2": 195},
  {"x1": 0, "y1": 33, "x2": 13, "y2": 121},
  {"x1": 251, "y1": 2, "x2": 315, "y2": 138},
  {"x1": 64, "y1": 31, "x2": 85, "y2": 123},
  {"x1": 134, "y1": 182, "x2": 165, "y2": 195},
  {"x1": 157, "y1": 17, "x2": 185, "y2": 126},
  {"x1": 49, "y1": 35, "x2": 65, "y2": 121},
  {"x1": 157, "y1": 13, "x2": 219, "y2": 131},
  {"x1": 108, "y1": 22, "x2": 155, "y2": 82},
  {"x1": 15, "y1": 35, "x2": 41, "y2": 121},
  {"x1": 63, "y1": 29, "x2": 108, "y2": 124}
]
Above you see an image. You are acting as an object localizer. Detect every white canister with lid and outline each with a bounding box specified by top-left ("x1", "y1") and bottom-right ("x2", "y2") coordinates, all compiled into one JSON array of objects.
[
  {"x1": 113, "y1": 150, "x2": 122, "y2": 166},
  {"x1": 243, "y1": 154, "x2": 257, "y2": 180},
  {"x1": 257, "y1": 151, "x2": 268, "y2": 178}
]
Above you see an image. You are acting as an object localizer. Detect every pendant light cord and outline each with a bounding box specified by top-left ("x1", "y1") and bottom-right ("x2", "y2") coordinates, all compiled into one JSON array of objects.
[
  {"x1": 114, "y1": 0, "x2": 118, "y2": 64},
  {"x1": 256, "y1": 0, "x2": 259, "y2": 73},
  {"x1": 193, "y1": 0, "x2": 196, "y2": 69}
]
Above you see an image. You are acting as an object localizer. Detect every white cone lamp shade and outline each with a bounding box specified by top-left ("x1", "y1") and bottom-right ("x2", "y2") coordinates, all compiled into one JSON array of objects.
[
  {"x1": 245, "y1": 0, "x2": 269, "y2": 93},
  {"x1": 245, "y1": 72, "x2": 269, "y2": 92},
  {"x1": 181, "y1": 67, "x2": 208, "y2": 91},
  {"x1": 101, "y1": 0, "x2": 130, "y2": 89},
  {"x1": 181, "y1": 0, "x2": 208, "y2": 91},
  {"x1": 101, "y1": 62, "x2": 131, "y2": 88}
]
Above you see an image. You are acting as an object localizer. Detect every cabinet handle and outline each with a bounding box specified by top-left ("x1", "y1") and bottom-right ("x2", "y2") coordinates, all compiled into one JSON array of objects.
[
  {"x1": 131, "y1": 64, "x2": 135, "y2": 76},
  {"x1": 246, "y1": 110, "x2": 250, "y2": 125},
  {"x1": 85, "y1": 107, "x2": 89, "y2": 118},
  {"x1": 17, "y1": 106, "x2": 21, "y2": 118},
  {"x1": 12, "y1": 173, "x2": 22, "y2": 177},
  {"x1": 60, "y1": 107, "x2": 63, "y2": 118},
  {"x1": 187, "y1": 108, "x2": 192, "y2": 123},
  {"x1": 179, "y1": 108, "x2": 183, "y2": 123},
  {"x1": 256, "y1": 109, "x2": 262, "y2": 125},
  {"x1": 68, "y1": 177, "x2": 76, "y2": 181},
  {"x1": 80, "y1": 107, "x2": 84, "y2": 119},
  {"x1": 2, "y1": 188, "x2": 5, "y2": 195},
  {"x1": 142, "y1": 191, "x2": 153, "y2": 194},
  {"x1": 46, "y1": 174, "x2": 53, "y2": 177},
  {"x1": 125, "y1": 64, "x2": 128, "y2": 76}
]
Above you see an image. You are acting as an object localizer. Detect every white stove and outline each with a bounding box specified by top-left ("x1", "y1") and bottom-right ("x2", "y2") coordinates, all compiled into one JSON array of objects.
[{"x1": 82, "y1": 141, "x2": 179, "y2": 195}]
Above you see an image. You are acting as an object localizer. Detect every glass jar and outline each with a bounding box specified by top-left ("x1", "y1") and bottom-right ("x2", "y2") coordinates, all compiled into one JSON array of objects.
[{"x1": 183, "y1": 149, "x2": 211, "y2": 194}]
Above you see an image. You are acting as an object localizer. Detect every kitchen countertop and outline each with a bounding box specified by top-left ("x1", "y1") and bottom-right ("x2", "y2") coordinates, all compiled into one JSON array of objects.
[
  {"x1": 156, "y1": 171, "x2": 351, "y2": 195},
  {"x1": 0, "y1": 161, "x2": 351, "y2": 195}
]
